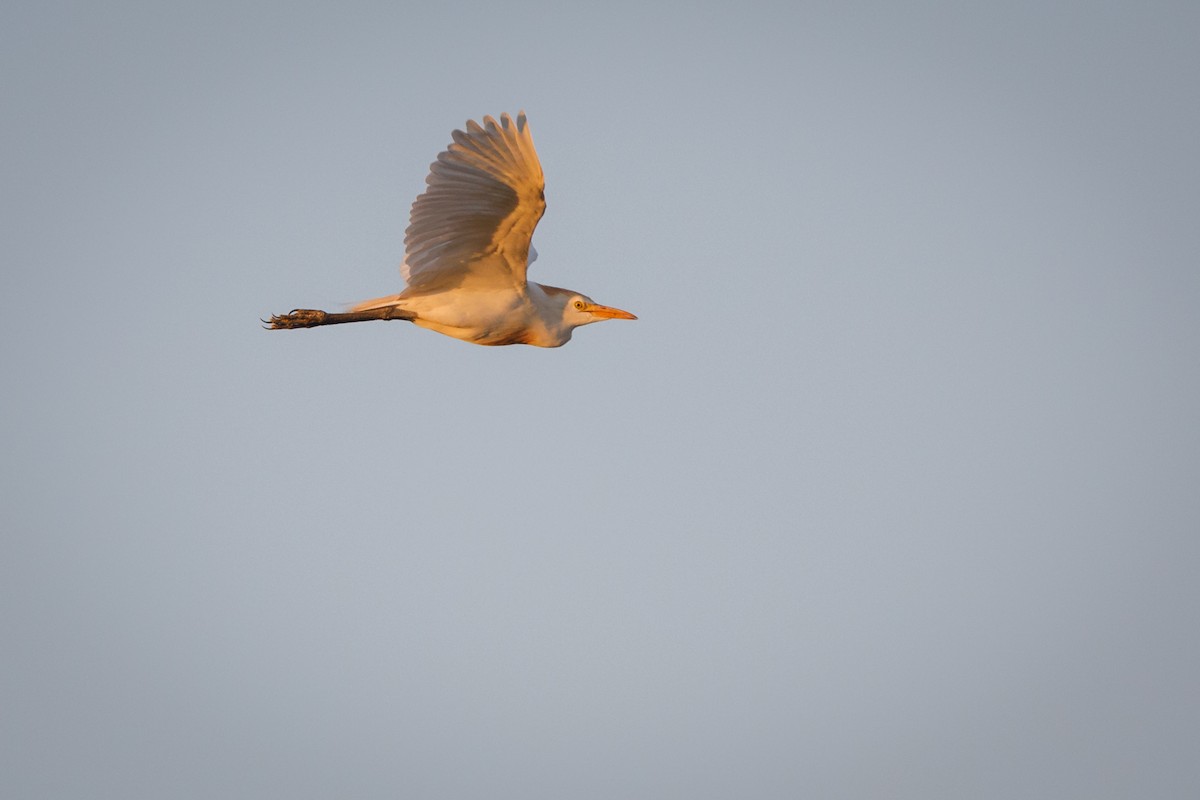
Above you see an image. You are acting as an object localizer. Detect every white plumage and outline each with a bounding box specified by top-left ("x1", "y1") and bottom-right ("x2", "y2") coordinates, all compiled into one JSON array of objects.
[{"x1": 268, "y1": 112, "x2": 635, "y2": 347}]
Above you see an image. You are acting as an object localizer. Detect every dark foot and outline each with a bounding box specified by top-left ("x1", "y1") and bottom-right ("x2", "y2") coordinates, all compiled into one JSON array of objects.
[{"x1": 265, "y1": 309, "x2": 328, "y2": 329}]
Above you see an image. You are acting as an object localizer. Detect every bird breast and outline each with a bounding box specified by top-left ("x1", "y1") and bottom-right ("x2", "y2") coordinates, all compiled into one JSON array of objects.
[{"x1": 403, "y1": 289, "x2": 560, "y2": 347}]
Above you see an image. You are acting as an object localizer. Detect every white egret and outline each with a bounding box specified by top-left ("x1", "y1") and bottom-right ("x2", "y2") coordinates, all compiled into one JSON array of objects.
[{"x1": 267, "y1": 111, "x2": 636, "y2": 347}]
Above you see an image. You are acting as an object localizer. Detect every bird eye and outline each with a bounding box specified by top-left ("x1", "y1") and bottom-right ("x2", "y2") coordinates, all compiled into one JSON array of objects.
[{"x1": 573, "y1": 300, "x2": 585, "y2": 310}]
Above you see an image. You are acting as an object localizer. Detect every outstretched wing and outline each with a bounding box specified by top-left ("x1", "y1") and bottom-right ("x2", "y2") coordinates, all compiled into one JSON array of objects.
[{"x1": 403, "y1": 112, "x2": 546, "y2": 294}]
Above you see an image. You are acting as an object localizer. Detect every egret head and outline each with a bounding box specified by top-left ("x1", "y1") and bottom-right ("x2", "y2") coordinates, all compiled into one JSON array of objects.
[{"x1": 563, "y1": 294, "x2": 638, "y2": 329}]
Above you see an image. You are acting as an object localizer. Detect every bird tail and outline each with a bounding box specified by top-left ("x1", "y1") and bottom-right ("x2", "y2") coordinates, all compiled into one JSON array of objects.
[{"x1": 349, "y1": 293, "x2": 405, "y2": 312}]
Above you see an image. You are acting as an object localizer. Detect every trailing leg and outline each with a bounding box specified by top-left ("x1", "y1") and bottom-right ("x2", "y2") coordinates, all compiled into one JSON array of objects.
[{"x1": 265, "y1": 306, "x2": 415, "y2": 329}]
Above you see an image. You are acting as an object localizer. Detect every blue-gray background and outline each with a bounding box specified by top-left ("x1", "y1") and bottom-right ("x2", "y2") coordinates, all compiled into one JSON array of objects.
[{"x1": 3, "y1": 1, "x2": 1198, "y2": 797}]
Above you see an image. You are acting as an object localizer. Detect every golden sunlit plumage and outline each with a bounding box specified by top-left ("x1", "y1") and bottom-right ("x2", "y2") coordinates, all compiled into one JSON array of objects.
[{"x1": 267, "y1": 112, "x2": 635, "y2": 347}]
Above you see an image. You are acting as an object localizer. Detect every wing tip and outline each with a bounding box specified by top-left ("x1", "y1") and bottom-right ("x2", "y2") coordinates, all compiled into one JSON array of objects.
[
  {"x1": 499, "y1": 111, "x2": 528, "y2": 129},
  {"x1": 463, "y1": 111, "x2": 531, "y2": 135}
]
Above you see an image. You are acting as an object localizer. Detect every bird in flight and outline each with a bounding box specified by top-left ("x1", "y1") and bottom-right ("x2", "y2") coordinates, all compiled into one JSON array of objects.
[{"x1": 266, "y1": 111, "x2": 636, "y2": 347}]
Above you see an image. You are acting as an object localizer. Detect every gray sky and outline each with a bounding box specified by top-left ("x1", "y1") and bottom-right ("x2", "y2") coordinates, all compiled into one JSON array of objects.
[{"x1": 3, "y1": 1, "x2": 1198, "y2": 797}]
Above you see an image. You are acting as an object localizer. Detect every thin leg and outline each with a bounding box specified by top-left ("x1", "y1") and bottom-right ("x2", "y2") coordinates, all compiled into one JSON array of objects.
[{"x1": 265, "y1": 306, "x2": 415, "y2": 329}]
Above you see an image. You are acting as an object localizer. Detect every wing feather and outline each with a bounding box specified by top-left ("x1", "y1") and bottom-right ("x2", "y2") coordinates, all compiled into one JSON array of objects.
[{"x1": 403, "y1": 112, "x2": 546, "y2": 294}]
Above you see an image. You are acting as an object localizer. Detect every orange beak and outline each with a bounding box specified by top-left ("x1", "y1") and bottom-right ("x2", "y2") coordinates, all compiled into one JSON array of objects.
[{"x1": 584, "y1": 302, "x2": 637, "y2": 320}]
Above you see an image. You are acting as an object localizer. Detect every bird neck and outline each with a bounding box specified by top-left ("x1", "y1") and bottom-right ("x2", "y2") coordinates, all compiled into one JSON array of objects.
[{"x1": 527, "y1": 282, "x2": 575, "y2": 347}]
